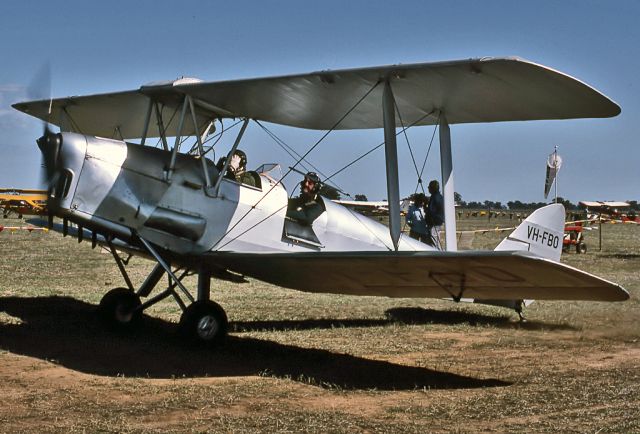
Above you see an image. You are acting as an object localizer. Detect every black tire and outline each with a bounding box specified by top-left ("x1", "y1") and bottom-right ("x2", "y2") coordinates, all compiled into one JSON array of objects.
[
  {"x1": 178, "y1": 300, "x2": 228, "y2": 346},
  {"x1": 577, "y1": 242, "x2": 587, "y2": 254},
  {"x1": 98, "y1": 287, "x2": 142, "y2": 331}
]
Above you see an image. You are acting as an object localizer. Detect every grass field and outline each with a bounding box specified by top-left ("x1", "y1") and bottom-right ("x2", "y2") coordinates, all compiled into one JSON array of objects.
[{"x1": 0, "y1": 215, "x2": 638, "y2": 433}]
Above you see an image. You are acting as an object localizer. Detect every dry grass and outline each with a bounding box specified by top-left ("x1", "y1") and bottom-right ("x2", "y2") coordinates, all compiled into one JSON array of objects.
[{"x1": 0, "y1": 215, "x2": 638, "y2": 433}]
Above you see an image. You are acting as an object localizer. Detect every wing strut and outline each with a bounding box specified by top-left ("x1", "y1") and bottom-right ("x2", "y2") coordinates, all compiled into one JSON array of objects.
[
  {"x1": 439, "y1": 113, "x2": 457, "y2": 251},
  {"x1": 140, "y1": 98, "x2": 153, "y2": 147},
  {"x1": 383, "y1": 81, "x2": 401, "y2": 251},
  {"x1": 166, "y1": 97, "x2": 190, "y2": 182},
  {"x1": 212, "y1": 118, "x2": 250, "y2": 196},
  {"x1": 154, "y1": 102, "x2": 170, "y2": 151},
  {"x1": 187, "y1": 96, "x2": 212, "y2": 189}
]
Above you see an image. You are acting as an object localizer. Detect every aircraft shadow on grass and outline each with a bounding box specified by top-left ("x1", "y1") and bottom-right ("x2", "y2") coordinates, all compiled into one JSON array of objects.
[
  {"x1": 233, "y1": 306, "x2": 577, "y2": 333},
  {"x1": 0, "y1": 296, "x2": 512, "y2": 390}
]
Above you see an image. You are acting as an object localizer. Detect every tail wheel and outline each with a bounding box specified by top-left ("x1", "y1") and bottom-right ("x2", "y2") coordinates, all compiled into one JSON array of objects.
[
  {"x1": 98, "y1": 287, "x2": 142, "y2": 331},
  {"x1": 577, "y1": 242, "x2": 587, "y2": 254},
  {"x1": 179, "y1": 300, "x2": 228, "y2": 346}
]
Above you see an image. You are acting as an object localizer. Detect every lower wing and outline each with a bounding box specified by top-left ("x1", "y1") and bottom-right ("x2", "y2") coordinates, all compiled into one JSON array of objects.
[{"x1": 206, "y1": 250, "x2": 629, "y2": 302}]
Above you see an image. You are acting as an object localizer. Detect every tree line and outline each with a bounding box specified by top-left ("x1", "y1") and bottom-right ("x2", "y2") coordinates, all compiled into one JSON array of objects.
[
  {"x1": 349, "y1": 191, "x2": 639, "y2": 212},
  {"x1": 459, "y1": 197, "x2": 639, "y2": 211}
]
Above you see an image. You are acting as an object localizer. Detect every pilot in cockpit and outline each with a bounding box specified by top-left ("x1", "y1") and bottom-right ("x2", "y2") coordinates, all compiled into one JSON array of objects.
[
  {"x1": 286, "y1": 171, "x2": 325, "y2": 225},
  {"x1": 216, "y1": 149, "x2": 258, "y2": 187}
]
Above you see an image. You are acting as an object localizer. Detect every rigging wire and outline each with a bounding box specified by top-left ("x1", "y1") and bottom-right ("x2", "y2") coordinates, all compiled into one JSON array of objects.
[
  {"x1": 60, "y1": 107, "x2": 84, "y2": 135},
  {"x1": 325, "y1": 109, "x2": 436, "y2": 184},
  {"x1": 212, "y1": 204, "x2": 288, "y2": 251},
  {"x1": 211, "y1": 80, "x2": 382, "y2": 251},
  {"x1": 152, "y1": 103, "x2": 180, "y2": 149},
  {"x1": 254, "y1": 120, "x2": 349, "y2": 197},
  {"x1": 415, "y1": 113, "x2": 440, "y2": 195},
  {"x1": 393, "y1": 99, "x2": 425, "y2": 195},
  {"x1": 254, "y1": 120, "x2": 313, "y2": 173}
]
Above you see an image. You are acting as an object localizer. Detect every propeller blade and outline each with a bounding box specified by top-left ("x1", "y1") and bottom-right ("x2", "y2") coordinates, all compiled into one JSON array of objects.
[{"x1": 28, "y1": 62, "x2": 59, "y2": 200}]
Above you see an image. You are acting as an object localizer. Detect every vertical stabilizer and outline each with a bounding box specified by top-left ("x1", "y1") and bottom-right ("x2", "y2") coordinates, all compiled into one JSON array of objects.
[{"x1": 495, "y1": 204, "x2": 565, "y2": 262}]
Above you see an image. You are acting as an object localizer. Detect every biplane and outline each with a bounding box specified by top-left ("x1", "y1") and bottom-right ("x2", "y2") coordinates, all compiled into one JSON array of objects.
[
  {"x1": 579, "y1": 201, "x2": 639, "y2": 223},
  {"x1": 0, "y1": 188, "x2": 47, "y2": 218},
  {"x1": 13, "y1": 57, "x2": 629, "y2": 345},
  {"x1": 332, "y1": 199, "x2": 407, "y2": 216}
]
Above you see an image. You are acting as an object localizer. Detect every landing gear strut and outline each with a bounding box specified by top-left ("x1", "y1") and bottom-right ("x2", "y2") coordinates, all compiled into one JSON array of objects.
[
  {"x1": 515, "y1": 300, "x2": 526, "y2": 323},
  {"x1": 101, "y1": 236, "x2": 229, "y2": 345}
]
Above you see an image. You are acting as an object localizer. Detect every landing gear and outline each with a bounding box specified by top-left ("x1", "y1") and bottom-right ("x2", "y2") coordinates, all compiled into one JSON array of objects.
[
  {"x1": 98, "y1": 287, "x2": 142, "y2": 331},
  {"x1": 515, "y1": 299, "x2": 526, "y2": 323},
  {"x1": 577, "y1": 242, "x2": 587, "y2": 254},
  {"x1": 178, "y1": 300, "x2": 228, "y2": 346},
  {"x1": 100, "y1": 236, "x2": 230, "y2": 346}
]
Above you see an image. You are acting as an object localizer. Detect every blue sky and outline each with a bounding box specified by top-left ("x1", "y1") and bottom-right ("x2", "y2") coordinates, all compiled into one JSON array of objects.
[{"x1": 1, "y1": 0, "x2": 638, "y2": 203}]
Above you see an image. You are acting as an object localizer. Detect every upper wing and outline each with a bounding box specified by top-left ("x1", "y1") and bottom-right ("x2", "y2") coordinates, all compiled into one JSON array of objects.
[
  {"x1": 13, "y1": 57, "x2": 620, "y2": 138},
  {"x1": 12, "y1": 86, "x2": 214, "y2": 140},
  {"x1": 207, "y1": 250, "x2": 629, "y2": 302}
]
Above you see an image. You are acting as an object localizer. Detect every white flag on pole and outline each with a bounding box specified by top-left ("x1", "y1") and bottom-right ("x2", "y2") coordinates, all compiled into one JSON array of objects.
[{"x1": 544, "y1": 150, "x2": 562, "y2": 199}]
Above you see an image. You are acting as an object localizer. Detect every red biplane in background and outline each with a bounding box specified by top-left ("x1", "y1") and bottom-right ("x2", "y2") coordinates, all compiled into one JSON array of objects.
[
  {"x1": 579, "y1": 201, "x2": 639, "y2": 223},
  {"x1": 563, "y1": 221, "x2": 587, "y2": 254},
  {"x1": 0, "y1": 189, "x2": 48, "y2": 218}
]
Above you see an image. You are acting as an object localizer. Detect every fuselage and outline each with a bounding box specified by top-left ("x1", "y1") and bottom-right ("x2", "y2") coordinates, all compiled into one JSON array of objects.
[{"x1": 46, "y1": 132, "x2": 432, "y2": 256}]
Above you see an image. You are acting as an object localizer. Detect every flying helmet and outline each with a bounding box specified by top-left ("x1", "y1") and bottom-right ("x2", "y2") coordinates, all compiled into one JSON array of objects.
[
  {"x1": 233, "y1": 149, "x2": 247, "y2": 169},
  {"x1": 302, "y1": 171, "x2": 322, "y2": 193}
]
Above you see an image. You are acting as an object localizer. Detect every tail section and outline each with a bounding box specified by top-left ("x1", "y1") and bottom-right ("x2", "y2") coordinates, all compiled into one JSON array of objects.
[
  {"x1": 495, "y1": 204, "x2": 565, "y2": 262},
  {"x1": 474, "y1": 204, "x2": 565, "y2": 318}
]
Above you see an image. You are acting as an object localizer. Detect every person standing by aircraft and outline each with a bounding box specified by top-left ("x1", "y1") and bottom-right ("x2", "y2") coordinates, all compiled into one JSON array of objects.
[
  {"x1": 426, "y1": 180, "x2": 444, "y2": 249},
  {"x1": 286, "y1": 172, "x2": 325, "y2": 225},
  {"x1": 406, "y1": 193, "x2": 429, "y2": 243},
  {"x1": 217, "y1": 149, "x2": 257, "y2": 187}
]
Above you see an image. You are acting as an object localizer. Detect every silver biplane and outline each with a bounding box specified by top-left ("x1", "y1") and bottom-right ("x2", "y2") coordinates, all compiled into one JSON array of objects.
[{"x1": 13, "y1": 57, "x2": 629, "y2": 345}]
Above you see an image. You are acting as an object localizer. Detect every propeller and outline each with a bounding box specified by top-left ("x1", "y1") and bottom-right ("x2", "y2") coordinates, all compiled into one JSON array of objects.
[
  {"x1": 28, "y1": 62, "x2": 59, "y2": 226},
  {"x1": 36, "y1": 125, "x2": 61, "y2": 190},
  {"x1": 27, "y1": 63, "x2": 60, "y2": 189}
]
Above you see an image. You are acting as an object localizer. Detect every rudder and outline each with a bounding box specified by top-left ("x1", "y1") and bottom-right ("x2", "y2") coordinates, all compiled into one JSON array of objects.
[{"x1": 495, "y1": 204, "x2": 565, "y2": 262}]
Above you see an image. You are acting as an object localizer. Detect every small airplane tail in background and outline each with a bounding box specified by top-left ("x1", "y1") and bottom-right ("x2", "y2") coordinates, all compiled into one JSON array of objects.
[
  {"x1": 473, "y1": 204, "x2": 566, "y2": 316},
  {"x1": 494, "y1": 203, "x2": 565, "y2": 262}
]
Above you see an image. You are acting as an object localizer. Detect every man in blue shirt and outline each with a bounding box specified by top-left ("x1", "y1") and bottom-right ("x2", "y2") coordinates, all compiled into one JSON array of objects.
[
  {"x1": 405, "y1": 193, "x2": 429, "y2": 243},
  {"x1": 426, "y1": 180, "x2": 444, "y2": 249}
]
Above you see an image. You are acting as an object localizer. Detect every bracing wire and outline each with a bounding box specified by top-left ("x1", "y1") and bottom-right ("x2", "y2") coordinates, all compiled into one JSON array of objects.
[
  {"x1": 254, "y1": 120, "x2": 348, "y2": 197},
  {"x1": 415, "y1": 113, "x2": 440, "y2": 195},
  {"x1": 254, "y1": 120, "x2": 314, "y2": 173},
  {"x1": 325, "y1": 109, "x2": 436, "y2": 184},
  {"x1": 393, "y1": 99, "x2": 425, "y2": 195},
  {"x1": 211, "y1": 80, "x2": 382, "y2": 251}
]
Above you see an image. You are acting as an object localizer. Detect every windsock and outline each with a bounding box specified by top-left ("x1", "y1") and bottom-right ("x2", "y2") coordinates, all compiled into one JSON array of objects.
[{"x1": 544, "y1": 150, "x2": 562, "y2": 199}]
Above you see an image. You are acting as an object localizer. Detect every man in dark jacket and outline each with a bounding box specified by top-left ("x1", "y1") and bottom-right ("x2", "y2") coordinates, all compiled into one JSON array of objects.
[
  {"x1": 217, "y1": 149, "x2": 257, "y2": 187},
  {"x1": 286, "y1": 172, "x2": 325, "y2": 225},
  {"x1": 426, "y1": 180, "x2": 444, "y2": 249}
]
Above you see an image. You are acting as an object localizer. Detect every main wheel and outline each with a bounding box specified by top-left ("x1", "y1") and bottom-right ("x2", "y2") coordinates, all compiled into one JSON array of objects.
[
  {"x1": 98, "y1": 287, "x2": 142, "y2": 331},
  {"x1": 178, "y1": 300, "x2": 228, "y2": 346},
  {"x1": 577, "y1": 242, "x2": 587, "y2": 254}
]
